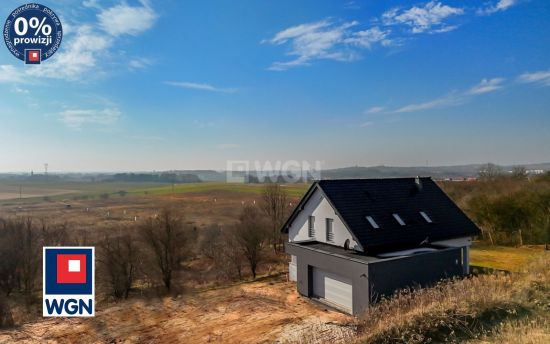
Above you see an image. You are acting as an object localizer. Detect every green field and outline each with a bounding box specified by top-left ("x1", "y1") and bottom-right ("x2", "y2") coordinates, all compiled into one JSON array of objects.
[
  {"x1": 470, "y1": 243, "x2": 547, "y2": 272},
  {"x1": 0, "y1": 181, "x2": 310, "y2": 204},
  {"x1": 0, "y1": 181, "x2": 164, "y2": 203}
]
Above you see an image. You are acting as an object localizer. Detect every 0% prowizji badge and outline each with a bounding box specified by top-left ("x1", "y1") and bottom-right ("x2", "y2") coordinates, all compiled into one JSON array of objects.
[{"x1": 3, "y1": 3, "x2": 63, "y2": 64}]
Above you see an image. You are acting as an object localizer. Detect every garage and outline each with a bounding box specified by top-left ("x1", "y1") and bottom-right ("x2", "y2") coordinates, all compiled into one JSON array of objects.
[{"x1": 311, "y1": 267, "x2": 353, "y2": 313}]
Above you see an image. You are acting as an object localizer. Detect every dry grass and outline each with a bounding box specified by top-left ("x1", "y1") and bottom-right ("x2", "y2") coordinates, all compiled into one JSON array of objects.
[
  {"x1": 133, "y1": 182, "x2": 309, "y2": 198},
  {"x1": 466, "y1": 318, "x2": 550, "y2": 344},
  {"x1": 279, "y1": 320, "x2": 357, "y2": 344},
  {"x1": 354, "y1": 254, "x2": 550, "y2": 343}
]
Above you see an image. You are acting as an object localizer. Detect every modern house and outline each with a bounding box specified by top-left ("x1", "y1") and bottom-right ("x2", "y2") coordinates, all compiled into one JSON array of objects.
[{"x1": 282, "y1": 177, "x2": 480, "y2": 315}]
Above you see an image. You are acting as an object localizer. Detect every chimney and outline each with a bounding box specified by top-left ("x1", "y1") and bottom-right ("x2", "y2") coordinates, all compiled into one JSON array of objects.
[{"x1": 415, "y1": 176, "x2": 423, "y2": 191}]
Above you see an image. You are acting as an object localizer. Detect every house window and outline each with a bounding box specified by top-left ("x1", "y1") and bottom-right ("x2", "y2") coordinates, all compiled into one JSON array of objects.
[
  {"x1": 366, "y1": 216, "x2": 379, "y2": 229},
  {"x1": 393, "y1": 213, "x2": 406, "y2": 226},
  {"x1": 326, "y1": 218, "x2": 334, "y2": 242},
  {"x1": 420, "y1": 211, "x2": 433, "y2": 223},
  {"x1": 308, "y1": 216, "x2": 315, "y2": 237}
]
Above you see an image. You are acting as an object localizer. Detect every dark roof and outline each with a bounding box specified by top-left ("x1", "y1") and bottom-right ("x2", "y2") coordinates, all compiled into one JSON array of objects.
[{"x1": 282, "y1": 178, "x2": 480, "y2": 253}]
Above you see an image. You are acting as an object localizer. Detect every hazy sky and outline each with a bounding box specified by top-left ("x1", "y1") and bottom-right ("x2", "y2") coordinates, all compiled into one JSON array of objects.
[{"x1": 1, "y1": 0, "x2": 549, "y2": 172}]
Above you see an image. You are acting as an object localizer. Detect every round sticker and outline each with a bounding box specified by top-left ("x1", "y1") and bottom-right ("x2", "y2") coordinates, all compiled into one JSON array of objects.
[{"x1": 3, "y1": 3, "x2": 63, "y2": 64}]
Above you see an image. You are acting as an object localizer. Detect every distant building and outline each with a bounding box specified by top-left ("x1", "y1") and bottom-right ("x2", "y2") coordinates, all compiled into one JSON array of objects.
[{"x1": 527, "y1": 169, "x2": 545, "y2": 175}]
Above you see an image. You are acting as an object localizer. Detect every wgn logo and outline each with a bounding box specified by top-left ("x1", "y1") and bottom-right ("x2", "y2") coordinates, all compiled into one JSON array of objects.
[{"x1": 43, "y1": 247, "x2": 95, "y2": 317}]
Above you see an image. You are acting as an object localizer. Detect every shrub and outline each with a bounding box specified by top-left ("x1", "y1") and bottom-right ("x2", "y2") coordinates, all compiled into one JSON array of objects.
[
  {"x1": 0, "y1": 295, "x2": 14, "y2": 328},
  {"x1": 98, "y1": 234, "x2": 140, "y2": 299}
]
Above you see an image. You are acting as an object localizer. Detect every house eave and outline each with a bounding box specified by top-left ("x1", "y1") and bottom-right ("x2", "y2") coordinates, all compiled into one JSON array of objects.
[
  {"x1": 286, "y1": 241, "x2": 464, "y2": 265},
  {"x1": 280, "y1": 181, "x2": 319, "y2": 234},
  {"x1": 280, "y1": 181, "x2": 365, "y2": 252}
]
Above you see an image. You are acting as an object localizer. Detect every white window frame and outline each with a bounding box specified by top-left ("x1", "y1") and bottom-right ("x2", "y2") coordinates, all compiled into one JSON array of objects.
[
  {"x1": 326, "y1": 218, "x2": 334, "y2": 242},
  {"x1": 308, "y1": 216, "x2": 315, "y2": 237}
]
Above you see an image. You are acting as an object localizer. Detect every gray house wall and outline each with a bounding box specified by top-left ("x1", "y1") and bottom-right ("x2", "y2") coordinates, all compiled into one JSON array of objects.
[
  {"x1": 287, "y1": 243, "x2": 465, "y2": 315},
  {"x1": 368, "y1": 247, "x2": 464, "y2": 302},
  {"x1": 286, "y1": 244, "x2": 370, "y2": 314}
]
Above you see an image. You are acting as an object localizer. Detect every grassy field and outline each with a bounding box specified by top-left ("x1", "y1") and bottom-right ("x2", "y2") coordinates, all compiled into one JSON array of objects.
[
  {"x1": 0, "y1": 181, "x2": 310, "y2": 242},
  {"x1": 470, "y1": 244, "x2": 546, "y2": 272},
  {"x1": 0, "y1": 181, "x2": 310, "y2": 204},
  {"x1": 131, "y1": 182, "x2": 309, "y2": 198},
  {"x1": 0, "y1": 181, "x2": 164, "y2": 203}
]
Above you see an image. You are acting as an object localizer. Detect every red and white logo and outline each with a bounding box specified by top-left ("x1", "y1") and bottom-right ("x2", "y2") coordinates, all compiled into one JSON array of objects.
[
  {"x1": 25, "y1": 49, "x2": 42, "y2": 64},
  {"x1": 28, "y1": 50, "x2": 40, "y2": 62},
  {"x1": 57, "y1": 254, "x2": 87, "y2": 284},
  {"x1": 43, "y1": 247, "x2": 95, "y2": 317}
]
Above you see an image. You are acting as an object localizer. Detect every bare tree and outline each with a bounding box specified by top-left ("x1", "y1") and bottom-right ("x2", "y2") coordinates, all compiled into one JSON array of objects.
[
  {"x1": 222, "y1": 229, "x2": 245, "y2": 280},
  {"x1": 0, "y1": 295, "x2": 14, "y2": 328},
  {"x1": 261, "y1": 183, "x2": 290, "y2": 252},
  {"x1": 200, "y1": 225, "x2": 245, "y2": 280},
  {"x1": 139, "y1": 209, "x2": 190, "y2": 291},
  {"x1": 0, "y1": 219, "x2": 17, "y2": 328},
  {"x1": 0, "y1": 218, "x2": 59, "y2": 298},
  {"x1": 98, "y1": 234, "x2": 139, "y2": 299},
  {"x1": 232, "y1": 205, "x2": 269, "y2": 279},
  {"x1": 41, "y1": 220, "x2": 70, "y2": 246},
  {"x1": 17, "y1": 218, "x2": 41, "y2": 297},
  {"x1": 478, "y1": 163, "x2": 503, "y2": 180},
  {"x1": 511, "y1": 165, "x2": 527, "y2": 179},
  {"x1": 0, "y1": 219, "x2": 19, "y2": 296},
  {"x1": 199, "y1": 224, "x2": 223, "y2": 260}
]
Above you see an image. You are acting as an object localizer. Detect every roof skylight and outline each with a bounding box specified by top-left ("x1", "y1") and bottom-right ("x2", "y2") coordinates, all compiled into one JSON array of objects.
[
  {"x1": 366, "y1": 216, "x2": 380, "y2": 229},
  {"x1": 420, "y1": 211, "x2": 433, "y2": 223},
  {"x1": 392, "y1": 213, "x2": 406, "y2": 226}
]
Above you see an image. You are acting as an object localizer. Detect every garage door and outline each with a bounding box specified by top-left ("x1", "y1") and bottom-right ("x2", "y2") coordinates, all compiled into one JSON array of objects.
[{"x1": 312, "y1": 267, "x2": 353, "y2": 313}]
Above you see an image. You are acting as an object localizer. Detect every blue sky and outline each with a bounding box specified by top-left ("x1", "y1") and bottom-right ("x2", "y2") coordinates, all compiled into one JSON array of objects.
[{"x1": 1, "y1": 0, "x2": 549, "y2": 172}]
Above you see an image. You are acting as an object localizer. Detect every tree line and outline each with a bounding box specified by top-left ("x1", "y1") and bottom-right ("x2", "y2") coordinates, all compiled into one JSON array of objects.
[
  {"x1": 442, "y1": 167, "x2": 550, "y2": 247},
  {"x1": 110, "y1": 173, "x2": 202, "y2": 183}
]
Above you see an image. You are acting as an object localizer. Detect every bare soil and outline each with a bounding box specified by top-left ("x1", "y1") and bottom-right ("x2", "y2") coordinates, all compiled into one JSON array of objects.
[{"x1": 0, "y1": 275, "x2": 353, "y2": 344}]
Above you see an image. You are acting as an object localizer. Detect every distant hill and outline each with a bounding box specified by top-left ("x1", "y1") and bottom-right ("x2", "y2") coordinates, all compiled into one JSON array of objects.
[
  {"x1": 174, "y1": 163, "x2": 549, "y2": 182},
  {"x1": 320, "y1": 163, "x2": 550, "y2": 180},
  {"x1": 1, "y1": 163, "x2": 548, "y2": 183},
  {"x1": 169, "y1": 170, "x2": 226, "y2": 182}
]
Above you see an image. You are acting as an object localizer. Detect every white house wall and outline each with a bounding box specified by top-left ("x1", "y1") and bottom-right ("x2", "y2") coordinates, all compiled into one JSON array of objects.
[{"x1": 288, "y1": 188, "x2": 363, "y2": 251}]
